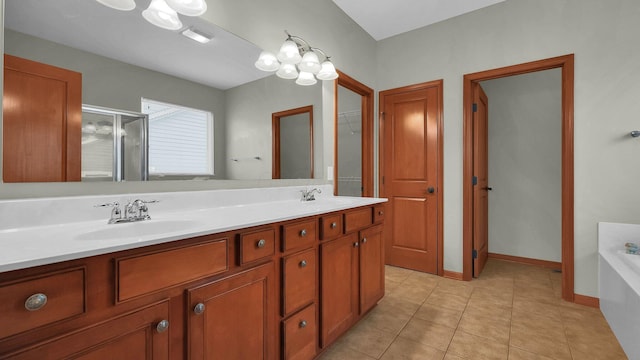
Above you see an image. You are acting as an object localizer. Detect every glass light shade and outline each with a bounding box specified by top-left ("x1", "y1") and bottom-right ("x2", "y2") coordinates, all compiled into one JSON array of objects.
[
  {"x1": 276, "y1": 63, "x2": 298, "y2": 80},
  {"x1": 298, "y1": 51, "x2": 321, "y2": 74},
  {"x1": 165, "y1": 0, "x2": 207, "y2": 16},
  {"x1": 295, "y1": 71, "x2": 317, "y2": 86},
  {"x1": 277, "y1": 40, "x2": 302, "y2": 64},
  {"x1": 142, "y1": 0, "x2": 183, "y2": 30},
  {"x1": 316, "y1": 60, "x2": 339, "y2": 80},
  {"x1": 96, "y1": 0, "x2": 136, "y2": 11},
  {"x1": 255, "y1": 51, "x2": 280, "y2": 72}
]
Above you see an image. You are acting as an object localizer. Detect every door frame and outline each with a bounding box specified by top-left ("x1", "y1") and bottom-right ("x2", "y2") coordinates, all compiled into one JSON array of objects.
[
  {"x1": 462, "y1": 54, "x2": 574, "y2": 302},
  {"x1": 272, "y1": 105, "x2": 314, "y2": 179},
  {"x1": 379, "y1": 80, "x2": 445, "y2": 276},
  {"x1": 333, "y1": 70, "x2": 374, "y2": 196}
]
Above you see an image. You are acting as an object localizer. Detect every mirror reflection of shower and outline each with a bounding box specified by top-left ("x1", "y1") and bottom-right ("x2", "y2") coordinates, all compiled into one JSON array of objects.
[
  {"x1": 337, "y1": 85, "x2": 363, "y2": 196},
  {"x1": 81, "y1": 105, "x2": 148, "y2": 182}
]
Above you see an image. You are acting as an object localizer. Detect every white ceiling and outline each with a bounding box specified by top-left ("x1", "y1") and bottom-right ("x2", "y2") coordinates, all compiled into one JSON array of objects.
[
  {"x1": 4, "y1": 0, "x2": 269, "y2": 90},
  {"x1": 332, "y1": 0, "x2": 506, "y2": 40}
]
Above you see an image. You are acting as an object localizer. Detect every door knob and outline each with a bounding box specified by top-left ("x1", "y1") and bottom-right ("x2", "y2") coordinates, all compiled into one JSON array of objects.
[
  {"x1": 483, "y1": 187, "x2": 493, "y2": 191},
  {"x1": 427, "y1": 187, "x2": 435, "y2": 194}
]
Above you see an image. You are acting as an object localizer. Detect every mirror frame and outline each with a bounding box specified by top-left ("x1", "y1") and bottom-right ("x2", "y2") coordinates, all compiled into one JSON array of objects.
[{"x1": 271, "y1": 105, "x2": 314, "y2": 179}]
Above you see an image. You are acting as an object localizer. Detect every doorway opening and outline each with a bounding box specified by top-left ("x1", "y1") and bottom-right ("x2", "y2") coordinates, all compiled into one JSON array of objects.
[
  {"x1": 333, "y1": 71, "x2": 374, "y2": 197},
  {"x1": 462, "y1": 54, "x2": 575, "y2": 302}
]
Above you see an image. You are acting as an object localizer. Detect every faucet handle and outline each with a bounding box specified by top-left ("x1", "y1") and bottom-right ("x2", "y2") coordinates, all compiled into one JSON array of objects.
[{"x1": 95, "y1": 202, "x2": 120, "y2": 208}]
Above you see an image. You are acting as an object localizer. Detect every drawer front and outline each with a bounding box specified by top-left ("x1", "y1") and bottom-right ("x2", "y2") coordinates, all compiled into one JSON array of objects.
[
  {"x1": 374, "y1": 204, "x2": 385, "y2": 223},
  {"x1": 320, "y1": 214, "x2": 342, "y2": 240},
  {"x1": 283, "y1": 304, "x2": 317, "y2": 360},
  {"x1": 282, "y1": 248, "x2": 316, "y2": 316},
  {"x1": 239, "y1": 228, "x2": 275, "y2": 265},
  {"x1": 344, "y1": 207, "x2": 373, "y2": 233},
  {"x1": 117, "y1": 239, "x2": 228, "y2": 302},
  {"x1": 0, "y1": 267, "x2": 85, "y2": 339},
  {"x1": 282, "y1": 220, "x2": 316, "y2": 252}
]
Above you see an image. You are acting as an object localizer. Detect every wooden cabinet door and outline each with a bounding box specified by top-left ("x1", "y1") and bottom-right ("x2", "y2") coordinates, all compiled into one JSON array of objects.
[
  {"x1": 5, "y1": 301, "x2": 170, "y2": 360},
  {"x1": 3, "y1": 54, "x2": 81, "y2": 182},
  {"x1": 187, "y1": 262, "x2": 276, "y2": 360},
  {"x1": 359, "y1": 225, "x2": 385, "y2": 313},
  {"x1": 320, "y1": 233, "x2": 358, "y2": 348}
]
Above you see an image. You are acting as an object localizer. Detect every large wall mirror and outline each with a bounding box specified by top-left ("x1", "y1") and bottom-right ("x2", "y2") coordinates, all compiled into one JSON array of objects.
[{"x1": 2, "y1": 0, "x2": 324, "y2": 183}]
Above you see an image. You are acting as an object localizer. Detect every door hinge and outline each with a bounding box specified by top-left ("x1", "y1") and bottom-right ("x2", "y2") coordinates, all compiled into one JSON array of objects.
[
  {"x1": 472, "y1": 176, "x2": 478, "y2": 186},
  {"x1": 472, "y1": 103, "x2": 478, "y2": 112},
  {"x1": 472, "y1": 249, "x2": 478, "y2": 259}
]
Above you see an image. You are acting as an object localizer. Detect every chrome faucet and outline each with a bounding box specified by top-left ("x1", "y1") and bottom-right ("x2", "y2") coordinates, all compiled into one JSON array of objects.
[
  {"x1": 300, "y1": 188, "x2": 321, "y2": 202},
  {"x1": 96, "y1": 199, "x2": 158, "y2": 224}
]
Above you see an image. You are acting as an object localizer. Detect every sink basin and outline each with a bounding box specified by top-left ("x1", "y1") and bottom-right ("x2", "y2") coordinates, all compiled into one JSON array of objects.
[{"x1": 75, "y1": 219, "x2": 201, "y2": 241}]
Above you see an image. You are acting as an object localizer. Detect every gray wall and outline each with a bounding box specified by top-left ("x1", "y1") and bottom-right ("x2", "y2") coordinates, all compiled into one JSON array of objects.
[
  {"x1": 4, "y1": 29, "x2": 228, "y2": 179},
  {"x1": 481, "y1": 69, "x2": 562, "y2": 263},
  {"x1": 280, "y1": 113, "x2": 312, "y2": 179},
  {"x1": 376, "y1": 0, "x2": 640, "y2": 297},
  {"x1": 224, "y1": 75, "x2": 322, "y2": 179}
]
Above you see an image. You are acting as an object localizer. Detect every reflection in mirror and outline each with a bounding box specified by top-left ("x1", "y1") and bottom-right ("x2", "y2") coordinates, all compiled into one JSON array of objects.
[
  {"x1": 3, "y1": 0, "x2": 325, "y2": 183},
  {"x1": 81, "y1": 105, "x2": 148, "y2": 182},
  {"x1": 272, "y1": 106, "x2": 314, "y2": 179}
]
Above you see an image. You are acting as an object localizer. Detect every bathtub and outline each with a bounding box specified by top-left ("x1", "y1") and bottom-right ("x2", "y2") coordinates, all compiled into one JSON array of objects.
[{"x1": 598, "y1": 222, "x2": 640, "y2": 360}]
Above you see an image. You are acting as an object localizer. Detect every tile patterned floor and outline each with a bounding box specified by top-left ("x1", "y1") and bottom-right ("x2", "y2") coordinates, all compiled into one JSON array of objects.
[{"x1": 318, "y1": 259, "x2": 628, "y2": 360}]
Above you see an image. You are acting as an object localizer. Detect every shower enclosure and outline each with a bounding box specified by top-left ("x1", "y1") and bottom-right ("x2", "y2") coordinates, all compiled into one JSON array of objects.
[{"x1": 81, "y1": 105, "x2": 148, "y2": 182}]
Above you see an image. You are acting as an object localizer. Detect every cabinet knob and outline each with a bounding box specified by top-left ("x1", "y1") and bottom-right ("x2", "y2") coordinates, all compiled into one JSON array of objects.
[
  {"x1": 353, "y1": 242, "x2": 359, "y2": 248},
  {"x1": 330, "y1": 222, "x2": 337, "y2": 229},
  {"x1": 300, "y1": 229, "x2": 307, "y2": 237},
  {"x1": 193, "y1": 303, "x2": 206, "y2": 315},
  {"x1": 362, "y1": 237, "x2": 367, "y2": 244},
  {"x1": 156, "y1": 319, "x2": 169, "y2": 333},
  {"x1": 299, "y1": 320, "x2": 307, "y2": 328},
  {"x1": 299, "y1": 260, "x2": 307, "y2": 268},
  {"x1": 257, "y1": 239, "x2": 266, "y2": 248},
  {"x1": 24, "y1": 293, "x2": 48, "y2": 311},
  {"x1": 378, "y1": 210, "x2": 384, "y2": 216}
]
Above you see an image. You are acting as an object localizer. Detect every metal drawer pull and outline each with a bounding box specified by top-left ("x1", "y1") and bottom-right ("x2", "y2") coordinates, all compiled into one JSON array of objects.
[
  {"x1": 353, "y1": 242, "x2": 359, "y2": 248},
  {"x1": 330, "y1": 222, "x2": 337, "y2": 229},
  {"x1": 194, "y1": 303, "x2": 206, "y2": 315},
  {"x1": 300, "y1": 260, "x2": 307, "y2": 268},
  {"x1": 257, "y1": 239, "x2": 266, "y2": 248},
  {"x1": 24, "y1": 293, "x2": 48, "y2": 311},
  {"x1": 156, "y1": 319, "x2": 169, "y2": 333},
  {"x1": 362, "y1": 237, "x2": 367, "y2": 244},
  {"x1": 300, "y1": 229, "x2": 307, "y2": 237},
  {"x1": 299, "y1": 320, "x2": 307, "y2": 328},
  {"x1": 378, "y1": 211, "x2": 384, "y2": 216}
]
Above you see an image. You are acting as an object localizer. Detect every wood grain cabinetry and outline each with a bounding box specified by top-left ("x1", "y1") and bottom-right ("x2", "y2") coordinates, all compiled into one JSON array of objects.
[
  {"x1": 187, "y1": 262, "x2": 276, "y2": 360},
  {"x1": 0, "y1": 204, "x2": 384, "y2": 360}
]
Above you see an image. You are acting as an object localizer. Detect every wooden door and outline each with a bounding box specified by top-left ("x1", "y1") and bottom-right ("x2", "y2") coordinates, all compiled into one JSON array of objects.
[
  {"x1": 3, "y1": 54, "x2": 82, "y2": 182},
  {"x1": 187, "y1": 262, "x2": 276, "y2": 360},
  {"x1": 380, "y1": 82, "x2": 442, "y2": 274},
  {"x1": 7, "y1": 301, "x2": 170, "y2": 360},
  {"x1": 359, "y1": 224, "x2": 384, "y2": 313},
  {"x1": 320, "y1": 233, "x2": 358, "y2": 348},
  {"x1": 473, "y1": 83, "x2": 490, "y2": 277}
]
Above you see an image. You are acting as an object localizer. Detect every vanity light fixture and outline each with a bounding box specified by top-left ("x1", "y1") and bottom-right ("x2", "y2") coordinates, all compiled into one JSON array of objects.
[
  {"x1": 254, "y1": 31, "x2": 339, "y2": 86},
  {"x1": 181, "y1": 27, "x2": 212, "y2": 44},
  {"x1": 95, "y1": 0, "x2": 208, "y2": 32}
]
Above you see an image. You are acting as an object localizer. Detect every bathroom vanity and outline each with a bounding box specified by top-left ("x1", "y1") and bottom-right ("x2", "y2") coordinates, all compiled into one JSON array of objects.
[{"x1": 0, "y1": 186, "x2": 386, "y2": 359}]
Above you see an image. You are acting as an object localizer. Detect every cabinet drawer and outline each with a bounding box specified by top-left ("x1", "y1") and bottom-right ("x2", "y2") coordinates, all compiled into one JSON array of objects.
[
  {"x1": 116, "y1": 239, "x2": 228, "y2": 302},
  {"x1": 374, "y1": 204, "x2": 385, "y2": 223},
  {"x1": 282, "y1": 220, "x2": 316, "y2": 252},
  {"x1": 282, "y1": 248, "x2": 316, "y2": 316},
  {"x1": 320, "y1": 214, "x2": 342, "y2": 240},
  {"x1": 344, "y1": 207, "x2": 373, "y2": 233},
  {"x1": 239, "y1": 228, "x2": 275, "y2": 265},
  {"x1": 0, "y1": 267, "x2": 85, "y2": 339},
  {"x1": 283, "y1": 304, "x2": 317, "y2": 360}
]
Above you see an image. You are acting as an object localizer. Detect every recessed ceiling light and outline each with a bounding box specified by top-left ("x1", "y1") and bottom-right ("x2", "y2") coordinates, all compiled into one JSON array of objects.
[{"x1": 181, "y1": 28, "x2": 212, "y2": 44}]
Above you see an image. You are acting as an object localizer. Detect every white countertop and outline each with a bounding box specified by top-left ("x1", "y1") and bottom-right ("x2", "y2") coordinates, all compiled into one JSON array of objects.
[
  {"x1": 598, "y1": 222, "x2": 640, "y2": 298},
  {"x1": 0, "y1": 186, "x2": 386, "y2": 273}
]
